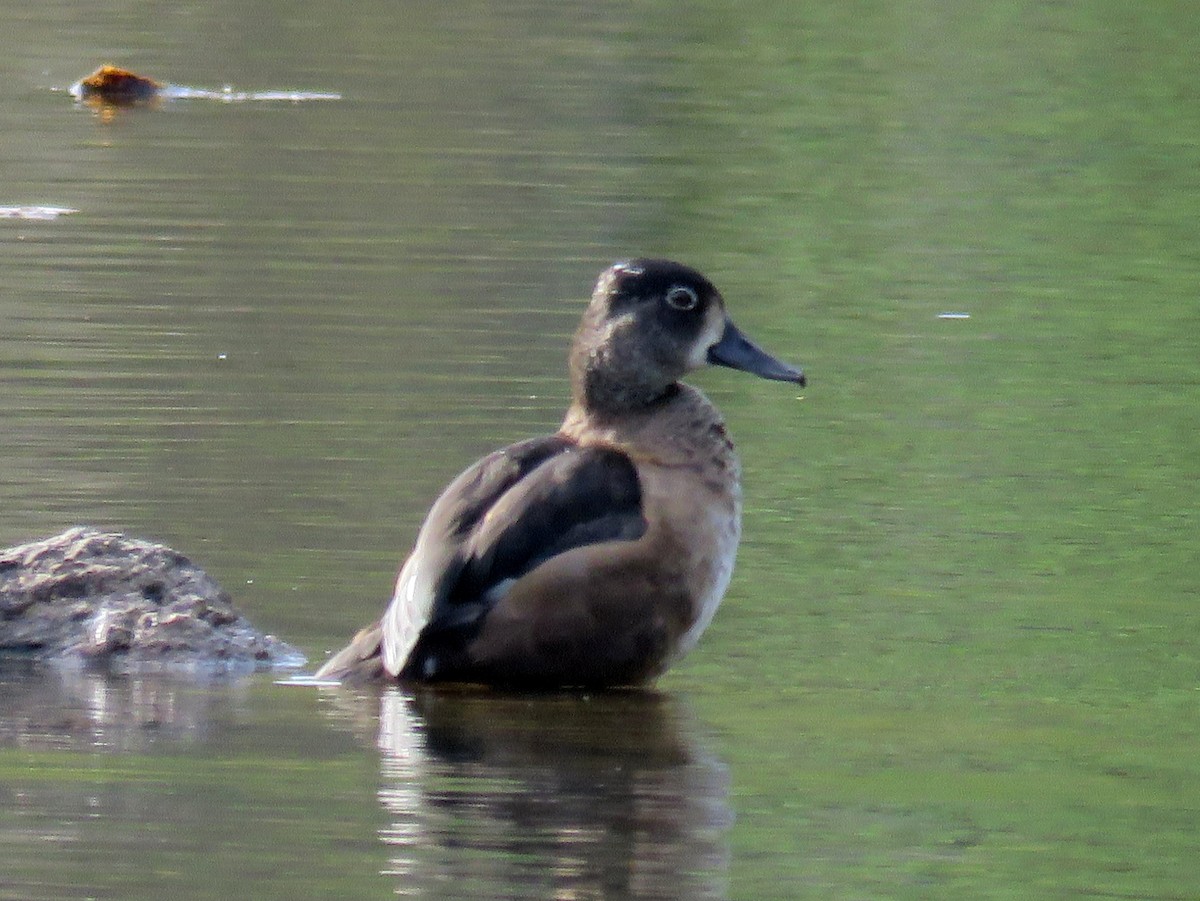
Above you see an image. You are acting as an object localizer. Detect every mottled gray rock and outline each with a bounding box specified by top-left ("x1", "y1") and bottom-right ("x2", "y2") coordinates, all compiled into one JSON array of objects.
[{"x1": 0, "y1": 527, "x2": 304, "y2": 674}]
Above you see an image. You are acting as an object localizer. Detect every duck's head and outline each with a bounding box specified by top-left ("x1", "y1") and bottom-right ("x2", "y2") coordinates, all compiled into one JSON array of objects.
[{"x1": 570, "y1": 259, "x2": 805, "y2": 415}]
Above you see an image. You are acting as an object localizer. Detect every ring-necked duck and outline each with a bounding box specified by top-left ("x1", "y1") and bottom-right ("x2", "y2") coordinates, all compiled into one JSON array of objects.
[{"x1": 316, "y1": 259, "x2": 804, "y2": 688}]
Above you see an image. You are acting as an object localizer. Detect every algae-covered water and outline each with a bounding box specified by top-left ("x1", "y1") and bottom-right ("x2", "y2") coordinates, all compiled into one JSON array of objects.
[{"x1": 2, "y1": 2, "x2": 1198, "y2": 898}]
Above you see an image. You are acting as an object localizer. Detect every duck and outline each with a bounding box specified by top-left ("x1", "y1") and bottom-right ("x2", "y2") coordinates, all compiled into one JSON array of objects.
[{"x1": 315, "y1": 259, "x2": 805, "y2": 688}]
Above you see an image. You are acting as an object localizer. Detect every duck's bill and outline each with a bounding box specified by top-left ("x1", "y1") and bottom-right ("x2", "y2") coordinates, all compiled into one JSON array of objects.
[{"x1": 708, "y1": 320, "x2": 806, "y2": 386}]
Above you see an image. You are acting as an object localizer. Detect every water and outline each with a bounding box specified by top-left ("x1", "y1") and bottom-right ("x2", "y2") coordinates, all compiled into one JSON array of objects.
[
  {"x1": 0, "y1": 664, "x2": 727, "y2": 900},
  {"x1": 3, "y1": 1, "x2": 1199, "y2": 898}
]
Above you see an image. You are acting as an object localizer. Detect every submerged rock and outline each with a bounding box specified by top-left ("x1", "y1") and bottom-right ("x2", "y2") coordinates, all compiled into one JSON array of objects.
[{"x1": 0, "y1": 527, "x2": 303, "y2": 674}]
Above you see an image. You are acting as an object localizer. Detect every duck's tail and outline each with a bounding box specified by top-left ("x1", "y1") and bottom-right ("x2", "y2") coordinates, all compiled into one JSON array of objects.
[{"x1": 313, "y1": 620, "x2": 388, "y2": 682}]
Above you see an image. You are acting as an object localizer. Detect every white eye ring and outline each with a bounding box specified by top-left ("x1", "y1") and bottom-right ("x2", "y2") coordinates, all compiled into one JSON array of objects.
[{"x1": 665, "y1": 284, "x2": 699, "y2": 311}]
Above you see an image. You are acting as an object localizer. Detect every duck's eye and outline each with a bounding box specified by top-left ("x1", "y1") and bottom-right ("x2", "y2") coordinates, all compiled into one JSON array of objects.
[{"x1": 665, "y1": 285, "x2": 700, "y2": 311}]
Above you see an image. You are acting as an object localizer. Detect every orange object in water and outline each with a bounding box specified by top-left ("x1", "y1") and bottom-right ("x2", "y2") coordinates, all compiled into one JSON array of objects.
[{"x1": 74, "y1": 65, "x2": 162, "y2": 105}]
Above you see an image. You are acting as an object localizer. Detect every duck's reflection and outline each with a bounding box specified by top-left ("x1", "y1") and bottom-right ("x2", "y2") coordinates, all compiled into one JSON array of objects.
[
  {"x1": 330, "y1": 688, "x2": 731, "y2": 900},
  {"x1": 1, "y1": 662, "x2": 731, "y2": 899}
]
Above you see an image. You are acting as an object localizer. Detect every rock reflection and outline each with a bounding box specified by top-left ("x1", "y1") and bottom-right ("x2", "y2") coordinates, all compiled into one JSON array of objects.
[
  {"x1": 0, "y1": 659, "x2": 241, "y2": 752},
  {"x1": 328, "y1": 689, "x2": 731, "y2": 900}
]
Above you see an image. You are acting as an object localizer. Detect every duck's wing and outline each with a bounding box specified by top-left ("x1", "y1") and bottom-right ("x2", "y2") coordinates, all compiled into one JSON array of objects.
[{"x1": 380, "y1": 435, "x2": 646, "y2": 676}]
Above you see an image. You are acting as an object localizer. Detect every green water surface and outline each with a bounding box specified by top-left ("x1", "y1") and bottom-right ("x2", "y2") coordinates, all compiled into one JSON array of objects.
[{"x1": 1, "y1": 1, "x2": 1198, "y2": 899}]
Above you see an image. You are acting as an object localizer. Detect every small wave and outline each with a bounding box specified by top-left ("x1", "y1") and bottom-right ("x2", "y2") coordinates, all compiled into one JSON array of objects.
[
  {"x1": 162, "y1": 86, "x2": 342, "y2": 102},
  {"x1": 0, "y1": 206, "x2": 79, "y2": 220}
]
